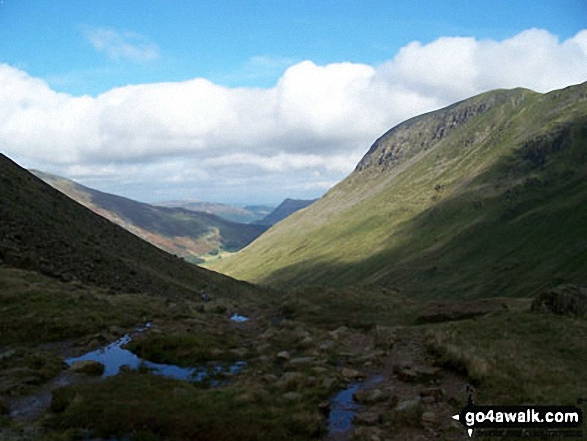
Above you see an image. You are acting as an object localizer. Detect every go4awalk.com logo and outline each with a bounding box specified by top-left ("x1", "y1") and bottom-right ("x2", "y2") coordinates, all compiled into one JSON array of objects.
[{"x1": 452, "y1": 404, "x2": 584, "y2": 438}]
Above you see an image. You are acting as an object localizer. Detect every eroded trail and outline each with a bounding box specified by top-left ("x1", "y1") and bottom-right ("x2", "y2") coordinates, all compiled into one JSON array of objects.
[{"x1": 324, "y1": 325, "x2": 470, "y2": 441}]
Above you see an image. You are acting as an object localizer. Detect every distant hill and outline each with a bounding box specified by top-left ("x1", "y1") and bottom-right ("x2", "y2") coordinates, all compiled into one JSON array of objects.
[
  {"x1": 0, "y1": 155, "x2": 260, "y2": 300},
  {"x1": 155, "y1": 200, "x2": 274, "y2": 224},
  {"x1": 253, "y1": 198, "x2": 317, "y2": 227},
  {"x1": 31, "y1": 171, "x2": 267, "y2": 262},
  {"x1": 211, "y1": 82, "x2": 587, "y2": 298}
]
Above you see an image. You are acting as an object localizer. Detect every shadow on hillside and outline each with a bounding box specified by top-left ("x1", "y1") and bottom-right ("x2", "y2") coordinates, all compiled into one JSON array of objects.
[{"x1": 261, "y1": 119, "x2": 587, "y2": 299}]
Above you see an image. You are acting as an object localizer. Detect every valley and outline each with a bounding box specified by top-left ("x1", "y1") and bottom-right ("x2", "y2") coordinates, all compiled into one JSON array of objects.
[{"x1": 1, "y1": 82, "x2": 586, "y2": 440}]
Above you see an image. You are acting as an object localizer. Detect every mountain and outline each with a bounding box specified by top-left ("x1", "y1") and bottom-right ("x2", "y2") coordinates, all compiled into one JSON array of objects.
[
  {"x1": 1, "y1": 155, "x2": 260, "y2": 300},
  {"x1": 31, "y1": 171, "x2": 268, "y2": 262},
  {"x1": 211, "y1": 82, "x2": 587, "y2": 298},
  {"x1": 155, "y1": 200, "x2": 274, "y2": 224},
  {"x1": 253, "y1": 198, "x2": 317, "y2": 227}
]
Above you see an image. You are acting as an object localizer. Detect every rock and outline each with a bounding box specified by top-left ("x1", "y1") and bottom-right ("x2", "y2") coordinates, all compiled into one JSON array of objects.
[
  {"x1": 417, "y1": 299, "x2": 509, "y2": 324},
  {"x1": 395, "y1": 397, "x2": 421, "y2": 414},
  {"x1": 299, "y1": 336, "x2": 314, "y2": 347},
  {"x1": 263, "y1": 374, "x2": 278, "y2": 383},
  {"x1": 353, "y1": 388, "x2": 387, "y2": 404},
  {"x1": 318, "y1": 400, "x2": 330, "y2": 414},
  {"x1": 421, "y1": 396, "x2": 435, "y2": 404},
  {"x1": 421, "y1": 411, "x2": 437, "y2": 424},
  {"x1": 392, "y1": 397, "x2": 423, "y2": 426},
  {"x1": 276, "y1": 351, "x2": 291, "y2": 361},
  {"x1": 276, "y1": 372, "x2": 302, "y2": 389},
  {"x1": 354, "y1": 411, "x2": 381, "y2": 425},
  {"x1": 229, "y1": 347, "x2": 248, "y2": 358},
  {"x1": 282, "y1": 392, "x2": 302, "y2": 401},
  {"x1": 531, "y1": 285, "x2": 587, "y2": 317},
  {"x1": 420, "y1": 387, "x2": 445, "y2": 401},
  {"x1": 374, "y1": 325, "x2": 397, "y2": 351},
  {"x1": 328, "y1": 326, "x2": 348, "y2": 340},
  {"x1": 341, "y1": 367, "x2": 363, "y2": 380},
  {"x1": 395, "y1": 365, "x2": 441, "y2": 383},
  {"x1": 70, "y1": 360, "x2": 104, "y2": 376},
  {"x1": 289, "y1": 356, "x2": 315, "y2": 366},
  {"x1": 256, "y1": 343, "x2": 271, "y2": 354},
  {"x1": 353, "y1": 426, "x2": 383, "y2": 441}
]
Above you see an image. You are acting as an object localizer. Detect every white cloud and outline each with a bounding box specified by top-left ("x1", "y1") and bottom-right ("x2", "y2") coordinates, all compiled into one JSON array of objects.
[
  {"x1": 82, "y1": 27, "x2": 161, "y2": 62},
  {"x1": 1, "y1": 29, "x2": 586, "y2": 203}
]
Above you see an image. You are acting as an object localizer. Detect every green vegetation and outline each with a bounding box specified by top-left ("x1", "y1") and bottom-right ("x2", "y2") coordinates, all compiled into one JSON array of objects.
[
  {"x1": 31, "y1": 170, "x2": 268, "y2": 259},
  {"x1": 46, "y1": 373, "x2": 325, "y2": 441},
  {"x1": 127, "y1": 332, "x2": 241, "y2": 365},
  {"x1": 211, "y1": 83, "x2": 587, "y2": 299},
  {"x1": 426, "y1": 310, "x2": 587, "y2": 404}
]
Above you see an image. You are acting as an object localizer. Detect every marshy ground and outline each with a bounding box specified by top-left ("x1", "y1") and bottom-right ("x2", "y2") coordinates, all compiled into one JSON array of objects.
[{"x1": 1, "y1": 268, "x2": 586, "y2": 440}]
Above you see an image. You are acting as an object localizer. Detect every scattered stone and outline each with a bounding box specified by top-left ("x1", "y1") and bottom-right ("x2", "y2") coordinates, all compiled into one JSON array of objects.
[
  {"x1": 282, "y1": 392, "x2": 302, "y2": 401},
  {"x1": 420, "y1": 387, "x2": 445, "y2": 401},
  {"x1": 328, "y1": 326, "x2": 348, "y2": 340},
  {"x1": 289, "y1": 356, "x2": 315, "y2": 366},
  {"x1": 353, "y1": 426, "x2": 383, "y2": 441},
  {"x1": 421, "y1": 411, "x2": 437, "y2": 424},
  {"x1": 263, "y1": 374, "x2": 278, "y2": 383},
  {"x1": 276, "y1": 372, "x2": 303, "y2": 389},
  {"x1": 421, "y1": 396, "x2": 435, "y2": 405},
  {"x1": 374, "y1": 325, "x2": 397, "y2": 351},
  {"x1": 354, "y1": 411, "x2": 381, "y2": 426},
  {"x1": 395, "y1": 397, "x2": 421, "y2": 414},
  {"x1": 531, "y1": 285, "x2": 587, "y2": 317},
  {"x1": 395, "y1": 365, "x2": 441, "y2": 382},
  {"x1": 229, "y1": 347, "x2": 248, "y2": 358},
  {"x1": 353, "y1": 388, "x2": 387, "y2": 404},
  {"x1": 299, "y1": 336, "x2": 314, "y2": 347},
  {"x1": 318, "y1": 400, "x2": 330, "y2": 414},
  {"x1": 70, "y1": 360, "x2": 105, "y2": 376},
  {"x1": 417, "y1": 299, "x2": 508, "y2": 323},
  {"x1": 276, "y1": 351, "x2": 291, "y2": 361},
  {"x1": 341, "y1": 367, "x2": 363, "y2": 380},
  {"x1": 256, "y1": 343, "x2": 271, "y2": 354}
]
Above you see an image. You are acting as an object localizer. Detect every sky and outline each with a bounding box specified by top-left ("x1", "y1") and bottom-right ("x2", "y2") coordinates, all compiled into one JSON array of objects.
[{"x1": 1, "y1": 1, "x2": 586, "y2": 205}]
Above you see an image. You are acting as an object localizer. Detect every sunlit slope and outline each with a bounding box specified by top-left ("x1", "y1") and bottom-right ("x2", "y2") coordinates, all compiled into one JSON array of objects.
[
  {"x1": 0, "y1": 155, "x2": 261, "y2": 301},
  {"x1": 211, "y1": 83, "x2": 587, "y2": 298}
]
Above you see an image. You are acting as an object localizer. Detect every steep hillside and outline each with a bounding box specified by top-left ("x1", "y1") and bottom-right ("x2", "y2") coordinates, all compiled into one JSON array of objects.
[
  {"x1": 155, "y1": 200, "x2": 274, "y2": 224},
  {"x1": 0, "y1": 155, "x2": 259, "y2": 300},
  {"x1": 31, "y1": 171, "x2": 267, "y2": 262},
  {"x1": 212, "y1": 82, "x2": 587, "y2": 298},
  {"x1": 253, "y1": 198, "x2": 317, "y2": 227}
]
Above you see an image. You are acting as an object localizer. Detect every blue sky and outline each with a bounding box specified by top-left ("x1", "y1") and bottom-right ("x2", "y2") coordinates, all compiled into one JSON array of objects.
[{"x1": 1, "y1": 1, "x2": 586, "y2": 204}]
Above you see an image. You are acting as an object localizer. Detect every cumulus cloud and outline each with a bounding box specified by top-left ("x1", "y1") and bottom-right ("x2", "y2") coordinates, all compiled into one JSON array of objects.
[
  {"x1": 1, "y1": 28, "x2": 586, "y2": 203},
  {"x1": 82, "y1": 27, "x2": 161, "y2": 62}
]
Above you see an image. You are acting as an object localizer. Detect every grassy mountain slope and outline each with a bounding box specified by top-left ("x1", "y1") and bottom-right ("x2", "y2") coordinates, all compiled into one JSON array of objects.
[
  {"x1": 155, "y1": 200, "x2": 274, "y2": 224},
  {"x1": 31, "y1": 171, "x2": 267, "y2": 261},
  {"x1": 253, "y1": 198, "x2": 317, "y2": 227},
  {"x1": 1, "y1": 155, "x2": 260, "y2": 300},
  {"x1": 212, "y1": 83, "x2": 587, "y2": 298}
]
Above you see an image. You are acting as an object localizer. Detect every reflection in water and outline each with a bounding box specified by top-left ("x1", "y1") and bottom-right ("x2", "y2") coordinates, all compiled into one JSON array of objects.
[
  {"x1": 66, "y1": 325, "x2": 245, "y2": 382},
  {"x1": 230, "y1": 314, "x2": 248, "y2": 322},
  {"x1": 327, "y1": 375, "x2": 384, "y2": 439}
]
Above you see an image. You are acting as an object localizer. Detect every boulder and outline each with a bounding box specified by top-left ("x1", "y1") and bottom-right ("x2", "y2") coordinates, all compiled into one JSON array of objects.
[
  {"x1": 531, "y1": 285, "x2": 587, "y2": 317},
  {"x1": 341, "y1": 367, "x2": 363, "y2": 381},
  {"x1": 353, "y1": 388, "x2": 387, "y2": 404},
  {"x1": 276, "y1": 351, "x2": 291, "y2": 361},
  {"x1": 353, "y1": 411, "x2": 381, "y2": 426}
]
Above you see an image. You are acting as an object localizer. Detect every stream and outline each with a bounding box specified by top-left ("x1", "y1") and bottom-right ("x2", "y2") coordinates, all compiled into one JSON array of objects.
[
  {"x1": 9, "y1": 322, "x2": 246, "y2": 421},
  {"x1": 326, "y1": 375, "x2": 384, "y2": 440}
]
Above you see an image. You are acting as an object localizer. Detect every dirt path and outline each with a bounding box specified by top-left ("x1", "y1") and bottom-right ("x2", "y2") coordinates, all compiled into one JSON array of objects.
[{"x1": 327, "y1": 326, "x2": 471, "y2": 441}]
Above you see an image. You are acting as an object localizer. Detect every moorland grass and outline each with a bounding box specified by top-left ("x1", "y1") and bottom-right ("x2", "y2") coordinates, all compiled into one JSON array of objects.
[{"x1": 426, "y1": 310, "x2": 587, "y2": 405}]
